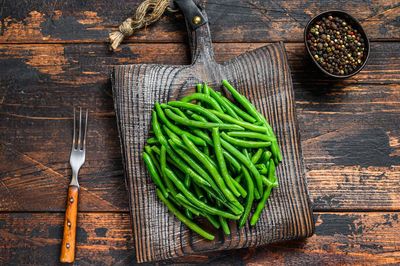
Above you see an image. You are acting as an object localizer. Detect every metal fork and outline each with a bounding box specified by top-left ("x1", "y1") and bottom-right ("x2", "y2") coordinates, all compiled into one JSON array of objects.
[{"x1": 60, "y1": 108, "x2": 88, "y2": 263}]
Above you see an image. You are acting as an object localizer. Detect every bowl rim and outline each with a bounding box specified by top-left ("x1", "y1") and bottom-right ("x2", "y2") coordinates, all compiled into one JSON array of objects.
[{"x1": 304, "y1": 10, "x2": 370, "y2": 79}]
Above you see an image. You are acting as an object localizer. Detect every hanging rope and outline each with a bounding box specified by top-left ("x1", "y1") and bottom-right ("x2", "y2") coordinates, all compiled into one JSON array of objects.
[{"x1": 109, "y1": 0, "x2": 173, "y2": 51}]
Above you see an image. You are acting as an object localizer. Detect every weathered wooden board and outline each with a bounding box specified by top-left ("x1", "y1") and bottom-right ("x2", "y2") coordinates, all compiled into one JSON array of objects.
[
  {"x1": 0, "y1": 42, "x2": 399, "y2": 212},
  {"x1": 1, "y1": 0, "x2": 399, "y2": 43},
  {"x1": 0, "y1": 212, "x2": 399, "y2": 265},
  {"x1": 112, "y1": 9, "x2": 314, "y2": 259}
]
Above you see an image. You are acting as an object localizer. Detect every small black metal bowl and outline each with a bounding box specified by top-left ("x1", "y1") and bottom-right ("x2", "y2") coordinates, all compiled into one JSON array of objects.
[{"x1": 304, "y1": 10, "x2": 370, "y2": 78}]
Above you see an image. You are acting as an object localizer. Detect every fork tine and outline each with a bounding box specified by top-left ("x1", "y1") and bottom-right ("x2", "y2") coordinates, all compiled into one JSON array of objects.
[
  {"x1": 72, "y1": 107, "x2": 76, "y2": 150},
  {"x1": 78, "y1": 107, "x2": 82, "y2": 150},
  {"x1": 83, "y1": 109, "x2": 88, "y2": 150}
]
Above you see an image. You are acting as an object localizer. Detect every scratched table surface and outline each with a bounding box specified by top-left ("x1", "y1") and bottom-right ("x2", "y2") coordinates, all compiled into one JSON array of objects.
[{"x1": 0, "y1": 0, "x2": 399, "y2": 265}]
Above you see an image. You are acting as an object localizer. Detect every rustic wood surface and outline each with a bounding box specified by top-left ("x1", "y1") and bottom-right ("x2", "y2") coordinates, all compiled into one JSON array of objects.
[{"x1": 0, "y1": 0, "x2": 399, "y2": 264}]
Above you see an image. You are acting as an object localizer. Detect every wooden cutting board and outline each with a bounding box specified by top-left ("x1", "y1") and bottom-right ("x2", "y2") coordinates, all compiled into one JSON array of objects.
[{"x1": 112, "y1": 4, "x2": 314, "y2": 263}]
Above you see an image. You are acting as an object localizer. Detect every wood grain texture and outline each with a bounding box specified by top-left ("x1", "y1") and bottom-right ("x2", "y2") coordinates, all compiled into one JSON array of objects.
[
  {"x1": 0, "y1": 212, "x2": 399, "y2": 265},
  {"x1": 0, "y1": 42, "x2": 399, "y2": 212},
  {"x1": 1, "y1": 0, "x2": 399, "y2": 43},
  {"x1": 60, "y1": 185, "x2": 79, "y2": 263},
  {"x1": 112, "y1": 12, "x2": 313, "y2": 261}
]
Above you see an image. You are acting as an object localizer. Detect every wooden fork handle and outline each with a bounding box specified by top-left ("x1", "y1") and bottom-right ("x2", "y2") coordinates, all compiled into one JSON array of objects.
[{"x1": 60, "y1": 185, "x2": 79, "y2": 263}]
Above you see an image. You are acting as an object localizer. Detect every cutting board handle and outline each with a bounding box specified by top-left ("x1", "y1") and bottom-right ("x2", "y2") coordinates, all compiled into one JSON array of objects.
[{"x1": 174, "y1": 0, "x2": 217, "y2": 67}]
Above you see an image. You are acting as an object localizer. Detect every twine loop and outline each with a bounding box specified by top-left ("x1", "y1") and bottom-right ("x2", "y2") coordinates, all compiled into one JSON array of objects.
[{"x1": 109, "y1": 0, "x2": 172, "y2": 51}]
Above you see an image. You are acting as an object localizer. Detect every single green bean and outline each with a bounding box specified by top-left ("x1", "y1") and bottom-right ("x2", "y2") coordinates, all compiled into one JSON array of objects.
[
  {"x1": 227, "y1": 131, "x2": 276, "y2": 142},
  {"x1": 196, "y1": 83, "x2": 203, "y2": 94},
  {"x1": 204, "y1": 214, "x2": 221, "y2": 229},
  {"x1": 181, "y1": 93, "x2": 223, "y2": 112},
  {"x1": 164, "y1": 168, "x2": 240, "y2": 220},
  {"x1": 168, "y1": 101, "x2": 222, "y2": 123},
  {"x1": 143, "y1": 152, "x2": 168, "y2": 198},
  {"x1": 268, "y1": 159, "x2": 276, "y2": 183},
  {"x1": 251, "y1": 148, "x2": 264, "y2": 164},
  {"x1": 263, "y1": 150, "x2": 272, "y2": 163},
  {"x1": 145, "y1": 145, "x2": 161, "y2": 174},
  {"x1": 202, "y1": 83, "x2": 210, "y2": 95},
  {"x1": 250, "y1": 185, "x2": 273, "y2": 226},
  {"x1": 210, "y1": 110, "x2": 268, "y2": 134},
  {"x1": 221, "y1": 96, "x2": 257, "y2": 123},
  {"x1": 217, "y1": 202, "x2": 230, "y2": 235},
  {"x1": 238, "y1": 166, "x2": 254, "y2": 228},
  {"x1": 155, "y1": 102, "x2": 206, "y2": 146},
  {"x1": 160, "y1": 145, "x2": 180, "y2": 198},
  {"x1": 212, "y1": 127, "x2": 241, "y2": 197},
  {"x1": 155, "y1": 189, "x2": 214, "y2": 240},
  {"x1": 221, "y1": 132, "x2": 271, "y2": 148},
  {"x1": 147, "y1": 137, "x2": 159, "y2": 145},
  {"x1": 181, "y1": 135, "x2": 242, "y2": 212},
  {"x1": 165, "y1": 109, "x2": 244, "y2": 131}
]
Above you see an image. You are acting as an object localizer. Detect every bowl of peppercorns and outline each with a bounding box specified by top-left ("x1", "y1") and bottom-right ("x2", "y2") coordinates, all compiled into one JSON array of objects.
[{"x1": 305, "y1": 10, "x2": 370, "y2": 78}]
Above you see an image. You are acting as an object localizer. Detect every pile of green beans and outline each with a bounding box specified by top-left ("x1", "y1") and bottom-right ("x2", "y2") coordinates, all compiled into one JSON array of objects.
[{"x1": 143, "y1": 80, "x2": 282, "y2": 240}]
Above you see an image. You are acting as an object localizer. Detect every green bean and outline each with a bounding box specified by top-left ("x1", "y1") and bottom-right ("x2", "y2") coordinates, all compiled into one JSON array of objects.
[
  {"x1": 193, "y1": 183, "x2": 206, "y2": 201},
  {"x1": 222, "y1": 80, "x2": 267, "y2": 125},
  {"x1": 268, "y1": 159, "x2": 276, "y2": 183},
  {"x1": 179, "y1": 115, "x2": 242, "y2": 173},
  {"x1": 250, "y1": 185, "x2": 273, "y2": 226},
  {"x1": 221, "y1": 96, "x2": 257, "y2": 123},
  {"x1": 181, "y1": 135, "x2": 242, "y2": 212},
  {"x1": 152, "y1": 123, "x2": 211, "y2": 188},
  {"x1": 169, "y1": 138, "x2": 219, "y2": 170},
  {"x1": 231, "y1": 177, "x2": 247, "y2": 198},
  {"x1": 196, "y1": 83, "x2": 203, "y2": 94},
  {"x1": 222, "y1": 150, "x2": 241, "y2": 173},
  {"x1": 143, "y1": 152, "x2": 168, "y2": 198},
  {"x1": 212, "y1": 128, "x2": 241, "y2": 197},
  {"x1": 204, "y1": 214, "x2": 221, "y2": 229},
  {"x1": 155, "y1": 103, "x2": 206, "y2": 146},
  {"x1": 220, "y1": 138, "x2": 263, "y2": 195},
  {"x1": 261, "y1": 175, "x2": 278, "y2": 188},
  {"x1": 251, "y1": 148, "x2": 264, "y2": 164},
  {"x1": 168, "y1": 101, "x2": 222, "y2": 123},
  {"x1": 175, "y1": 194, "x2": 201, "y2": 217},
  {"x1": 242, "y1": 148, "x2": 250, "y2": 160},
  {"x1": 205, "y1": 83, "x2": 239, "y2": 120},
  {"x1": 270, "y1": 139, "x2": 282, "y2": 163},
  {"x1": 147, "y1": 137, "x2": 159, "y2": 145},
  {"x1": 145, "y1": 145, "x2": 161, "y2": 174},
  {"x1": 227, "y1": 131, "x2": 276, "y2": 142},
  {"x1": 217, "y1": 202, "x2": 230, "y2": 235},
  {"x1": 155, "y1": 189, "x2": 215, "y2": 240},
  {"x1": 168, "y1": 140, "x2": 224, "y2": 199},
  {"x1": 263, "y1": 150, "x2": 272, "y2": 163},
  {"x1": 181, "y1": 93, "x2": 223, "y2": 112},
  {"x1": 235, "y1": 172, "x2": 244, "y2": 183},
  {"x1": 160, "y1": 145, "x2": 180, "y2": 198},
  {"x1": 238, "y1": 166, "x2": 254, "y2": 228},
  {"x1": 202, "y1": 83, "x2": 210, "y2": 95},
  {"x1": 210, "y1": 110, "x2": 268, "y2": 134},
  {"x1": 221, "y1": 132, "x2": 271, "y2": 148},
  {"x1": 165, "y1": 109, "x2": 244, "y2": 131},
  {"x1": 164, "y1": 168, "x2": 240, "y2": 220}
]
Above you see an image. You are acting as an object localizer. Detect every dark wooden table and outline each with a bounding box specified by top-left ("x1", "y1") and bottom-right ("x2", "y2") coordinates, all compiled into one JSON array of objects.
[{"x1": 1, "y1": 0, "x2": 399, "y2": 265}]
